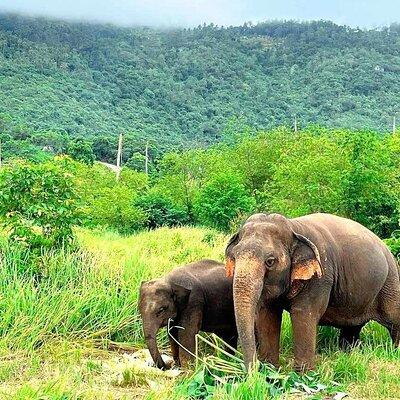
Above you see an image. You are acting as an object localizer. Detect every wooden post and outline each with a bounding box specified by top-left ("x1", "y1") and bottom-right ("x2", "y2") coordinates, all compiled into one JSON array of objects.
[
  {"x1": 393, "y1": 116, "x2": 397, "y2": 134},
  {"x1": 145, "y1": 141, "x2": 149, "y2": 175},
  {"x1": 116, "y1": 134, "x2": 123, "y2": 181}
]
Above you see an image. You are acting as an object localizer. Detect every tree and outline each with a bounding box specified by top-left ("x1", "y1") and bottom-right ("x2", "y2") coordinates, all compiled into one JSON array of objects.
[
  {"x1": 135, "y1": 191, "x2": 189, "y2": 229},
  {"x1": 341, "y1": 131, "x2": 398, "y2": 237},
  {"x1": 261, "y1": 130, "x2": 347, "y2": 217},
  {"x1": 71, "y1": 163, "x2": 148, "y2": 233},
  {"x1": 2, "y1": 15, "x2": 400, "y2": 160},
  {"x1": 66, "y1": 138, "x2": 95, "y2": 165},
  {"x1": 194, "y1": 173, "x2": 255, "y2": 231},
  {"x1": 92, "y1": 136, "x2": 116, "y2": 162},
  {"x1": 0, "y1": 157, "x2": 81, "y2": 250}
]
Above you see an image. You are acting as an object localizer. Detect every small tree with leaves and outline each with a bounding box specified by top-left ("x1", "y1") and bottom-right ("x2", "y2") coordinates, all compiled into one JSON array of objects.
[
  {"x1": 66, "y1": 138, "x2": 95, "y2": 165},
  {"x1": 194, "y1": 173, "x2": 255, "y2": 232},
  {"x1": 0, "y1": 157, "x2": 81, "y2": 250}
]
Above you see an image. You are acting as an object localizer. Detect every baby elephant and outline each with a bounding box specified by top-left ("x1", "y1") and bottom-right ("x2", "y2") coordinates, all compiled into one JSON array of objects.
[{"x1": 139, "y1": 259, "x2": 237, "y2": 369}]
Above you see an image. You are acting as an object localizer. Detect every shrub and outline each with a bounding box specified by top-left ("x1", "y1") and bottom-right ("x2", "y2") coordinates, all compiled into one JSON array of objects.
[
  {"x1": 66, "y1": 138, "x2": 95, "y2": 165},
  {"x1": 0, "y1": 158, "x2": 80, "y2": 250},
  {"x1": 89, "y1": 185, "x2": 147, "y2": 233},
  {"x1": 134, "y1": 192, "x2": 189, "y2": 229},
  {"x1": 340, "y1": 131, "x2": 399, "y2": 238},
  {"x1": 194, "y1": 173, "x2": 255, "y2": 232},
  {"x1": 384, "y1": 231, "x2": 400, "y2": 260},
  {"x1": 71, "y1": 163, "x2": 148, "y2": 234}
]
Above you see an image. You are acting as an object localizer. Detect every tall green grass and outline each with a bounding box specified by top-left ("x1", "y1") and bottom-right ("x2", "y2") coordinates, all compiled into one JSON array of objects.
[
  {"x1": 0, "y1": 227, "x2": 226, "y2": 353},
  {"x1": 0, "y1": 244, "x2": 135, "y2": 351},
  {"x1": 1, "y1": 227, "x2": 400, "y2": 399}
]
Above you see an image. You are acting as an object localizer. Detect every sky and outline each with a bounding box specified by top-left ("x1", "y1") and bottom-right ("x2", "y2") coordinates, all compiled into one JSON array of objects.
[{"x1": 0, "y1": 0, "x2": 399, "y2": 28}]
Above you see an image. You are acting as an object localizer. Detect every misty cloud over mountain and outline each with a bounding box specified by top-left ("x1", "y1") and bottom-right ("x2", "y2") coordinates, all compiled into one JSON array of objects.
[{"x1": 0, "y1": 0, "x2": 399, "y2": 27}]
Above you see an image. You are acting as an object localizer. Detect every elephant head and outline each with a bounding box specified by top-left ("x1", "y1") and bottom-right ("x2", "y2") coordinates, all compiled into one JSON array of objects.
[
  {"x1": 225, "y1": 213, "x2": 322, "y2": 370},
  {"x1": 139, "y1": 279, "x2": 190, "y2": 369}
]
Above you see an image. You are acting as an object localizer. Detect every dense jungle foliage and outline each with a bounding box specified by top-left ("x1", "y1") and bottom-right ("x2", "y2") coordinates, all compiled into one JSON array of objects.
[
  {"x1": 2, "y1": 126, "x2": 400, "y2": 250},
  {"x1": 1, "y1": 13, "x2": 400, "y2": 165}
]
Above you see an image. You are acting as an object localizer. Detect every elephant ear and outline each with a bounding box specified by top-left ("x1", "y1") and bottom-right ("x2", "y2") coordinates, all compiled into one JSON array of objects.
[
  {"x1": 170, "y1": 283, "x2": 191, "y2": 308},
  {"x1": 225, "y1": 232, "x2": 239, "y2": 277},
  {"x1": 288, "y1": 232, "x2": 322, "y2": 299}
]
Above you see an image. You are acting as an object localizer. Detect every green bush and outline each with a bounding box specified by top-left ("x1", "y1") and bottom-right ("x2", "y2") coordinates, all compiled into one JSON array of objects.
[
  {"x1": 0, "y1": 157, "x2": 80, "y2": 250},
  {"x1": 340, "y1": 131, "x2": 399, "y2": 238},
  {"x1": 88, "y1": 185, "x2": 147, "y2": 233},
  {"x1": 134, "y1": 192, "x2": 190, "y2": 229},
  {"x1": 194, "y1": 173, "x2": 255, "y2": 232},
  {"x1": 384, "y1": 231, "x2": 400, "y2": 260},
  {"x1": 66, "y1": 138, "x2": 95, "y2": 165},
  {"x1": 72, "y1": 163, "x2": 148, "y2": 234}
]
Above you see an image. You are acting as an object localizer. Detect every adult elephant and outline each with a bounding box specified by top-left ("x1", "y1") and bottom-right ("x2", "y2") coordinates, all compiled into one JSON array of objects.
[{"x1": 225, "y1": 213, "x2": 400, "y2": 372}]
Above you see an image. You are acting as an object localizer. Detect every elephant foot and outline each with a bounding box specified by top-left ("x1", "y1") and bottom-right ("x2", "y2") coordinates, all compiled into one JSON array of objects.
[
  {"x1": 258, "y1": 354, "x2": 279, "y2": 368},
  {"x1": 293, "y1": 359, "x2": 315, "y2": 374},
  {"x1": 339, "y1": 325, "x2": 363, "y2": 351},
  {"x1": 172, "y1": 357, "x2": 180, "y2": 367},
  {"x1": 339, "y1": 336, "x2": 361, "y2": 351},
  {"x1": 179, "y1": 353, "x2": 195, "y2": 369}
]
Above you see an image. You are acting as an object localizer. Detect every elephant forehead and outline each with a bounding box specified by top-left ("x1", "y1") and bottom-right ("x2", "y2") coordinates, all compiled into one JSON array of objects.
[
  {"x1": 242, "y1": 222, "x2": 291, "y2": 241},
  {"x1": 235, "y1": 253, "x2": 265, "y2": 266},
  {"x1": 236, "y1": 248, "x2": 288, "y2": 265},
  {"x1": 144, "y1": 299, "x2": 159, "y2": 313},
  {"x1": 142, "y1": 292, "x2": 169, "y2": 312},
  {"x1": 141, "y1": 286, "x2": 170, "y2": 309},
  {"x1": 142, "y1": 280, "x2": 170, "y2": 295}
]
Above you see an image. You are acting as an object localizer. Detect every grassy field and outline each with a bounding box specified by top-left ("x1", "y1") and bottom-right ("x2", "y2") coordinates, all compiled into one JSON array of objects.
[{"x1": 1, "y1": 227, "x2": 400, "y2": 399}]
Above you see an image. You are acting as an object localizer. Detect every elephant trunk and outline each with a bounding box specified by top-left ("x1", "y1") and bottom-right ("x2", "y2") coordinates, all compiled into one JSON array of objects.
[
  {"x1": 233, "y1": 258, "x2": 265, "y2": 371},
  {"x1": 143, "y1": 320, "x2": 166, "y2": 369}
]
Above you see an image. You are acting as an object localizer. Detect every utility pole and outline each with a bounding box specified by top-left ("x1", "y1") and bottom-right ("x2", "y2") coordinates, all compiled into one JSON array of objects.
[
  {"x1": 294, "y1": 115, "x2": 298, "y2": 133},
  {"x1": 116, "y1": 133, "x2": 123, "y2": 181},
  {"x1": 393, "y1": 116, "x2": 397, "y2": 134},
  {"x1": 145, "y1": 141, "x2": 149, "y2": 175}
]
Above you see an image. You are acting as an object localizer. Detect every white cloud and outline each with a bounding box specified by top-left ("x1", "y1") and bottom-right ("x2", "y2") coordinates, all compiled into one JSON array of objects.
[
  {"x1": 0, "y1": 0, "x2": 398, "y2": 27},
  {"x1": 0, "y1": 0, "x2": 247, "y2": 26}
]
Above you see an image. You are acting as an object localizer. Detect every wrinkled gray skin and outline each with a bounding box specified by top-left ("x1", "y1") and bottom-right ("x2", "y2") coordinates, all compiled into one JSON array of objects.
[
  {"x1": 139, "y1": 259, "x2": 237, "y2": 369},
  {"x1": 226, "y1": 213, "x2": 400, "y2": 372}
]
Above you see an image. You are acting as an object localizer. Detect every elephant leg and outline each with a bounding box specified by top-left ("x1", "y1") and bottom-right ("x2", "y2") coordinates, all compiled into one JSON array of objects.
[
  {"x1": 377, "y1": 273, "x2": 400, "y2": 347},
  {"x1": 291, "y1": 309, "x2": 318, "y2": 372},
  {"x1": 339, "y1": 325, "x2": 363, "y2": 350},
  {"x1": 256, "y1": 305, "x2": 282, "y2": 367},
  {"x1": 379, "y1": 320, "x2": 400, "y2": 347},
  {"x1": 388, "y1": 325, "x2": 400, "y2": 346},
  {"x1": 168, "y1": 326, "x2": 180, "y2": 366},
  {"x1": 219, "y1": 331, "x2": 238, "y2": 355},
  {"x1": 177, "y1": 308, "x2": 203, "y2": 367}
]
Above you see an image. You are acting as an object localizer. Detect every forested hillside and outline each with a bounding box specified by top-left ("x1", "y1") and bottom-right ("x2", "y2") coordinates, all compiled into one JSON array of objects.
[{"x1": 1, "y1": 13, "x2": 400, "y2": 163}]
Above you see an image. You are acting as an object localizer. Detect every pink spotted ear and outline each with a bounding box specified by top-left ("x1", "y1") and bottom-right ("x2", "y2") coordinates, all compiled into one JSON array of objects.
[
  {"x1": 288, "y1": 232, "x2": 323, "y2": 299},
  {"x1": 225, "y1": 257, "x2": 235, "y2": 278},
  {"x1": 291, "y1": 259, "x2": 322, "y2": 282}
]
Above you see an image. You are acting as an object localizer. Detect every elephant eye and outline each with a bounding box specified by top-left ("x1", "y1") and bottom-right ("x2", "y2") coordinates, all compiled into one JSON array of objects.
[
  {"x1": 265, "y1": 257, "x2": 276, "y2": 268},
  {"x1": 157, "y1": 306, "x2": 168, "y2": 315}
]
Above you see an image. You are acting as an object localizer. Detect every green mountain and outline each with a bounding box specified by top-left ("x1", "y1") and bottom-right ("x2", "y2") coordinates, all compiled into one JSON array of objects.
[{"x1": 1, "y1": 13, "x2": 400, "y2": 160}]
